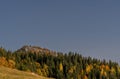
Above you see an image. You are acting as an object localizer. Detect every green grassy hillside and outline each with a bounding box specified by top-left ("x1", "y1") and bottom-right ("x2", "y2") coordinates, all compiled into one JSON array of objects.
[{"x1": 0, "y1": 66, "x2": 54, "y2": 79}]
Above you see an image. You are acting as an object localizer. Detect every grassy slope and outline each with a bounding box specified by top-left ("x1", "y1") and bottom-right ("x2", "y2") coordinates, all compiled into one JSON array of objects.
[{"x1": 0, "y1": 66, "x2": 54, "y2": 79}]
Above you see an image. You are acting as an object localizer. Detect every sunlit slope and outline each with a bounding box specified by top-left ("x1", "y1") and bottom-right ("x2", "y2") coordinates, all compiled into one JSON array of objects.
[{"x1": 0, "y1": 66, "x2": 54, "y2": 79}]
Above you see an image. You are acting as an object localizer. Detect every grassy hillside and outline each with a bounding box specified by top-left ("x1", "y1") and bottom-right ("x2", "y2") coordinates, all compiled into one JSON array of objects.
[{"x1": 0, "y1": 66, "x2": 54, "y2": 79}]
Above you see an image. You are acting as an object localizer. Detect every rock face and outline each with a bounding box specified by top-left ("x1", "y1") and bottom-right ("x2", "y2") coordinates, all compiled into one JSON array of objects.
[{"x1": 17, "y1": 45, "x2": 57, "y2": 56}]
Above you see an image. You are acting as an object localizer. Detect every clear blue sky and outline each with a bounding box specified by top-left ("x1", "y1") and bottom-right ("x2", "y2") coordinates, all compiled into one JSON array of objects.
[{"x1": 0, "y1": 0, "x2": 120, "y2": 62}]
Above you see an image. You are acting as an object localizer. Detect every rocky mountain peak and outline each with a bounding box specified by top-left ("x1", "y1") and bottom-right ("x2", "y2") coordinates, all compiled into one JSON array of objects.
[{"x1": 17, "y1": 45, "x2": 57, "y2": 56}]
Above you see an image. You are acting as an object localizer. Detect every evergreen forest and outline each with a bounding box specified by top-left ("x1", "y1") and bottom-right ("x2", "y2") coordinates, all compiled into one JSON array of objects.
[{"x1": 0, "y1": 46, "x2": 120, "y2": 79}]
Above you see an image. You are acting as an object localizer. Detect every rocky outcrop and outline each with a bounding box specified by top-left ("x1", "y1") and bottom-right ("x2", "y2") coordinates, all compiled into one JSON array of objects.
[{"x1": 17, "y1": 45, "x2": 57, "y2": 56}]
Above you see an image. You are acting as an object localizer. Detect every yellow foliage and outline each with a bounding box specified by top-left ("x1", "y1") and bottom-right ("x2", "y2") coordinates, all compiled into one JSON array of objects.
[
  {"x1": 36, "y1": 69, "x2": 43, "y2": 76},
  {"x1": 77, "y1": 74, "x2": 81, "y2": 79},
  {"x1": 103, "y1": 71, "x2": 107, "y2": 76},
  {"x1": 35, "y1": 62, "x2": 40, "y2": 68},
  {"x1": 117, "y1": 66, "x2": 120, "y2": 73},
  {"x1": 0, "y1": 57, "x2": 15, "y2": 68},
  {"x1": 59, "y1": 63, "x2": 63, "y2": 71},
  {"x1": 42, "y1": 64, "x2": 49, "y2": 77},
  {"x1": 105, "y1": 65, "x2": 110, "y2": 71},
  {"x1": 68, "y1": 68, "x2": 73, "y2": 73},
  {"x1": 93, "y1": 63, "x2": 96, "y2": 66},
  {"x1": 111, "y1": 67, "x2": 115, "y2": 73},
  {"x1": 83, "y1": 75, "x2": 88, "y2": 79},
  {"x1": 86, "y1": 66, "x2": 90, "y2": 73},
  {"x1": 100, "y1": 65, "x2": 105, "y2": 69},
  {"x1": 100, "y1": 65, "x2": 110, "y2": 71},
  {"x1": 86, "y1": 65, "x2": 93, "y2": 73},
  {"x1": 100, "y1": 69, "x2": 107, "y2": 77},
  {"x1": 41, "y1": 69, "x2": 47, "y2": 77},
  {"x1": 0, "y1": 57, "x2": 8, "y2": 66},
  {"x1": 93, "y1": 64, "x2": 99, "y2": 69},
  {"x1": 43, "y1": 64, "x2": 48, "y2": 69},
  {"x1": 68, "y1": 65, "x2": 76, "y2": 73},
  {"x1": 8, "y1": 59, "x2": 15, "y2": 68},
  {"x1": 100, "y1": 69, "x2": 104, "y2": 75}
]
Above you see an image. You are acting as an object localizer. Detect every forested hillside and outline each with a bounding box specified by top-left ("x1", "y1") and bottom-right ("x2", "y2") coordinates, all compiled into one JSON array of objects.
[{"x1": 0, "y1": 45, "x2": 120, "y2": 79}]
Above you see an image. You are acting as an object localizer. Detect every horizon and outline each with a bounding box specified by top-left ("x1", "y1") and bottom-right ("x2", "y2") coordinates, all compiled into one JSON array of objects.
[
  {"x1": 0, "y1": 44, "x2": 119, "y2": 64},
  {"x1": 0, "y1": 0, "x2": 120, "y2": 63}
]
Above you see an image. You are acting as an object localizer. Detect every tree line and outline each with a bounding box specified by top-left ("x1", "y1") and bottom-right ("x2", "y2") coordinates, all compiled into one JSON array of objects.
[{"x1": 0, "y1": 47, "x2": 120, "y2": 79}]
